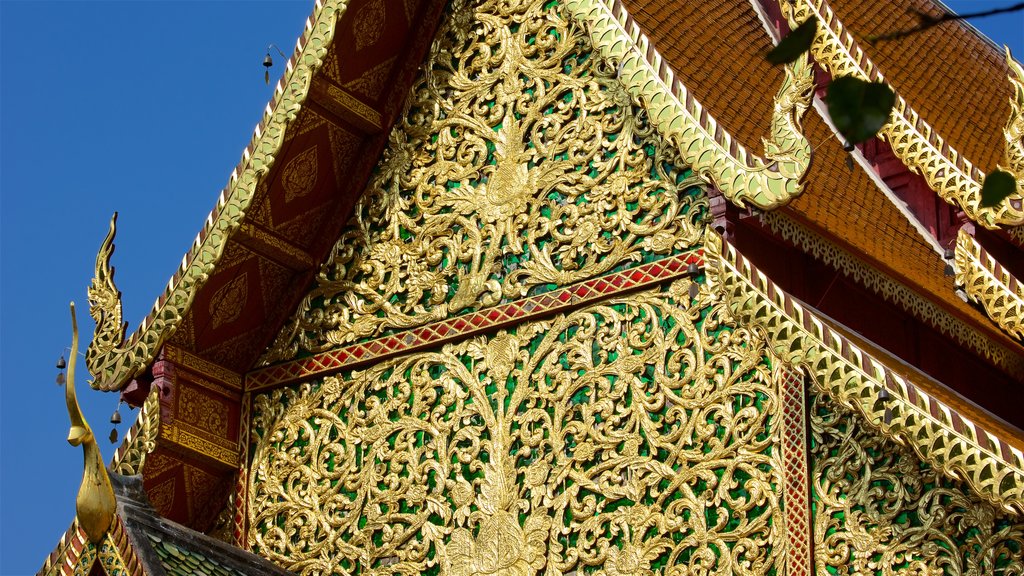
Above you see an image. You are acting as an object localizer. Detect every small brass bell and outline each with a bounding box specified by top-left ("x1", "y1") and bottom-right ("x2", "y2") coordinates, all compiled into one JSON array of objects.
[
  {"x1": 110, "y1": 407, "x2": 122, "y2": 425},
  {"x1": 56, "y1": 355, "x2": 67, "y2": 370},
  {"x1": 263, "y1": 53, "x2": 273, "y2": 68},
  {"x1": 687, "y1": 263, "x2": 699, "y2": 275}
]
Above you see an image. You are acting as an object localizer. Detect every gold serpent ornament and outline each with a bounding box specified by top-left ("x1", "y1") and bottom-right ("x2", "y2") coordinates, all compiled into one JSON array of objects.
[
  {"x1": 566, "y1": 0, "x2": 815, "y2": 211},
  {"x1": 85, "y1": 0, "x2": 346, "y2": 391},
  {"x1": 261, "y1": 0, "x2": 709, "y2": 364},
  {"x1": 784, "y1": 0, "x2": 1024, "y2": 229},
  {"x1": 249, "y1": 284, "x2": 783, "y2": 575},
  {"x1": 954, "y1": 229, "x2": 1024, "y2": 342}
]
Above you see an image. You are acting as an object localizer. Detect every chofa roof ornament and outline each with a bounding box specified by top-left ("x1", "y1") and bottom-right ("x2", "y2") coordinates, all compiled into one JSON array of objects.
[{"x1": 65, "y1": 302, "x2": 117, "y2": 543}]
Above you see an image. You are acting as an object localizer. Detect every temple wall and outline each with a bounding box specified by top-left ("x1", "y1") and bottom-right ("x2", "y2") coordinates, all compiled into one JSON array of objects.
[
  {"x1": 248, "y1": 282, "x2": 784, "y2": 574},
  {"x1": 258, "y1": 0, "x2": 706, "y2": 366},
  {"x1": 238, "y1": 0, "x2": 1024, "y2": 573}
]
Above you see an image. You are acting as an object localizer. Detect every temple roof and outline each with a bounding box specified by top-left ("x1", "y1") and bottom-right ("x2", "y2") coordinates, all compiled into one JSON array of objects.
[
  {"x1": 39, "y1": 474, "x2": 295, "y2": 576},
  {"x1": 622, "y1": 0, "x2": 1024, "y2": 367},
  {"x1": 70, "y1": 0, "x2": 1024, "y2": 538},
  {"x1": 827, "y1": 0, "x2": 1014, "y2": 175}
]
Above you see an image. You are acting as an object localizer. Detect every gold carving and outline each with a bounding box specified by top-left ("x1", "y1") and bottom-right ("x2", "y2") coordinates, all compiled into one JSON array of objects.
[
  {"x1": 324, "y1": 82, "x2": 384, "y2": 129},
  {"x1": 164, "y1": 344, "x2": 243, "y2": 389},
  {"x1": 249, "y1": 284, "x2": 784, "y2": 574},
  {"x1": 85, "y1": 0, "x2": 347, "y2": 391},
  {"x1": 354, "y1": 0, "x2": 386, "y2": 51},
  {"x1": 811, "y1": 392, "x2": 1024, "y2": 573},
  {"x1": 282, "y1": 145, "x2": 319, "y2": 203},
  {"x1": 566, "y1": 0, "x2": 815, "y2": 210},
  {"x1": 111, "y1": 385, "x2": 160, "y2": 476},
  {"x1": 148, "y1": 477, "x2": 176, "y2": 511},
  {"x1": 65, "y1": 303, "x2": 117, "y2": 544},
  {"x1": 344, "y1": 55, "x2": 397, "y2": 99},
  {"x1": 178, "y1": 387, "x2": 229, "y2": 437},
  {"x1": 954, "y1": 229, "x2": 1024, "y2": 341},
  {"x1": 209, "y1": 273, "x2": 248, "y2": 330},
  {"x1": 262, "y1": 0, "x2": 706, "y2": 363},
  {"x1": 784, "y1": 0, "x2": 1024, "y2": 228},
  {"x1": 162, "y1": 423, "x2": 239, "y2": 468},
  {"x1": 711, "y1": 232, "x2": 1024, "y2": 512}
]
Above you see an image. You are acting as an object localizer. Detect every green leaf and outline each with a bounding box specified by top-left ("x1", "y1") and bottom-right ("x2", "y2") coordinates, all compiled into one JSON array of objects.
[
  {"x1": 825, "y1": 76, "x2": 895, "y2": 144},
  {"x1": 980, "y1": 169, "x2": 1017, "y2": 208},
  {"x1": 766, "y1": 19, "x2": 817, "y2": 65}
]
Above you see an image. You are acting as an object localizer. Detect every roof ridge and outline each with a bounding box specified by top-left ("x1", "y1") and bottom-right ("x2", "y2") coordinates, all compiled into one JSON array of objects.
[{"x1": 85, "y1": 0, "x2": 347, "y2": 392}]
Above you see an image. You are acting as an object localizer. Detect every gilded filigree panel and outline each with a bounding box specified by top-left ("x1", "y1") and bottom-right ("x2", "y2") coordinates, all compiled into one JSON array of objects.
[
  {"x1": 249, "y1": 283, "x2": 783, "y2": 575},
  {"x1": 261, "y1": 0, "x2": 707, "y2": 364},
  {"x1": 810, "y1": 393, "x2": 1024, "y2": 575}
]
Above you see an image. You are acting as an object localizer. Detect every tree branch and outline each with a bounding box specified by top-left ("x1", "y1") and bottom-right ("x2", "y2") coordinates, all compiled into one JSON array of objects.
[{"x1": 868, "y1": 2, "x2": 1024, "y2": 43}]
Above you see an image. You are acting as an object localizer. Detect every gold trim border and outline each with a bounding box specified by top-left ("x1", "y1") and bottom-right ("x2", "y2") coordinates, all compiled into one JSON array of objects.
[
  {"x1": 760, "y1": 210, "x2": 1024, "y2": 380},
  {"x1": 955, "y1": 229, "x2": 1024, "y2": 341},
  {"x1": 708, "y1": 232, "x2": 1024, "y2": 513}
]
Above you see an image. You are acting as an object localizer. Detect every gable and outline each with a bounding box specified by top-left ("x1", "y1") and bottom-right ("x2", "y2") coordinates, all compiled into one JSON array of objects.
[{"x1": 259, "y1": 0, "x2": 708, "y2": 366}]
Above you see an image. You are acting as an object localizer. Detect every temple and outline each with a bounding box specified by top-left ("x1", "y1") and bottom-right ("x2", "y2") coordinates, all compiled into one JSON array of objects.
[{"x1": 41, "y1": 0, "x2": 1024, "y2": 574}]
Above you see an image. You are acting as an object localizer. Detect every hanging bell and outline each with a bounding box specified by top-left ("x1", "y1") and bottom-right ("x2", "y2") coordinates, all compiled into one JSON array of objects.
[
  {"x1": 109, "y1": 428, "x2": 119, "y2": 444},
  {"x1": 263, "y1": 53, "x2": 273, "y2": 68},
  {"x1": 56, "y1": 355, "x2": 67, "y2": 370},
  {"x1": 110, "y1": 407, "x2": 122, "y2": 425},
  {"x1": 687, "y1": 263, "x2": 699, "y2": 275},
  {"x1": 56, "y1": 372, "x2": 66, "y2": 386}
]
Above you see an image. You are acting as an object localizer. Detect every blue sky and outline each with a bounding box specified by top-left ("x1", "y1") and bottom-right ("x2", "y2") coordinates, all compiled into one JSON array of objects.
[{"x1": 0, "y1": 0, "x2": 1021, "y2": 574}]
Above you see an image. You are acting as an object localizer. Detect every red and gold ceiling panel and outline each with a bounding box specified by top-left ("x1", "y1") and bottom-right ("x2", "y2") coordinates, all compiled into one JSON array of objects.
[{"x1": 159, "y1": 0, "x2": 447, "y2": 379}]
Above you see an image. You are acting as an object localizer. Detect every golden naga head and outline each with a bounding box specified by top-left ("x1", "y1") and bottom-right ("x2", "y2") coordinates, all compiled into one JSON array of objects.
[{"x1": 64, "y1": 302, "x2": 117, "y2": 543}]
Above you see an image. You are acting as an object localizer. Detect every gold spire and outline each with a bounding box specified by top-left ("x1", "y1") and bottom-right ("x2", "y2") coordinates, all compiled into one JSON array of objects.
[{"x1": 65, "y1": 302, "x2": 116, "y2": 543}]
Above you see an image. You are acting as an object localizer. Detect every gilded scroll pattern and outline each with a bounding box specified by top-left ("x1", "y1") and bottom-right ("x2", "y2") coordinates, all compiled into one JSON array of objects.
[
  {"x1": 954, "y1": 229, "x2": 1024, "y2": 342},
  {"x1": 249, "y1": 285, "x2": 783, "y2": 575},
  {"x1": 86, "y1": 0, "x2": 344, "y2": 391},
  {"x1": 810, "y1": 393, "x2": 1024, "y2": 575},
  {"x1": 566, "y1": 0, "x2": 814, "y2": 210},
  {"x1": 784, "y1": 0, "x2": 1024, "y2": 229},
  {"x1": 261, "y1": 0, "x2": 707, "y2": 364}
]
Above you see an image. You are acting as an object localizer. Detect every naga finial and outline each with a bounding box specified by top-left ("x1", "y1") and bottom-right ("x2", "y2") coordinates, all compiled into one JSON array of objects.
[
  {"x1": 65, "y1": 302, "x2": 117, "y2": 543},
  {"x1": 86, "y1": 213, "x2": 127, "y2": 389},
  {"x1": 1003, "y1": 46, "x2": 1024, "y2": 180}
]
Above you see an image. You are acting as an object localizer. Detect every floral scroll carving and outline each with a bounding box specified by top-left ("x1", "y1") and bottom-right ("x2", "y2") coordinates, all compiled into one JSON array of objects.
[
  {"x1": 249, "y1": 284, "x2": 784, "y2": 575},
  {"x1": 260, "y1": 0, "x2": 707, "y2": 364}
]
